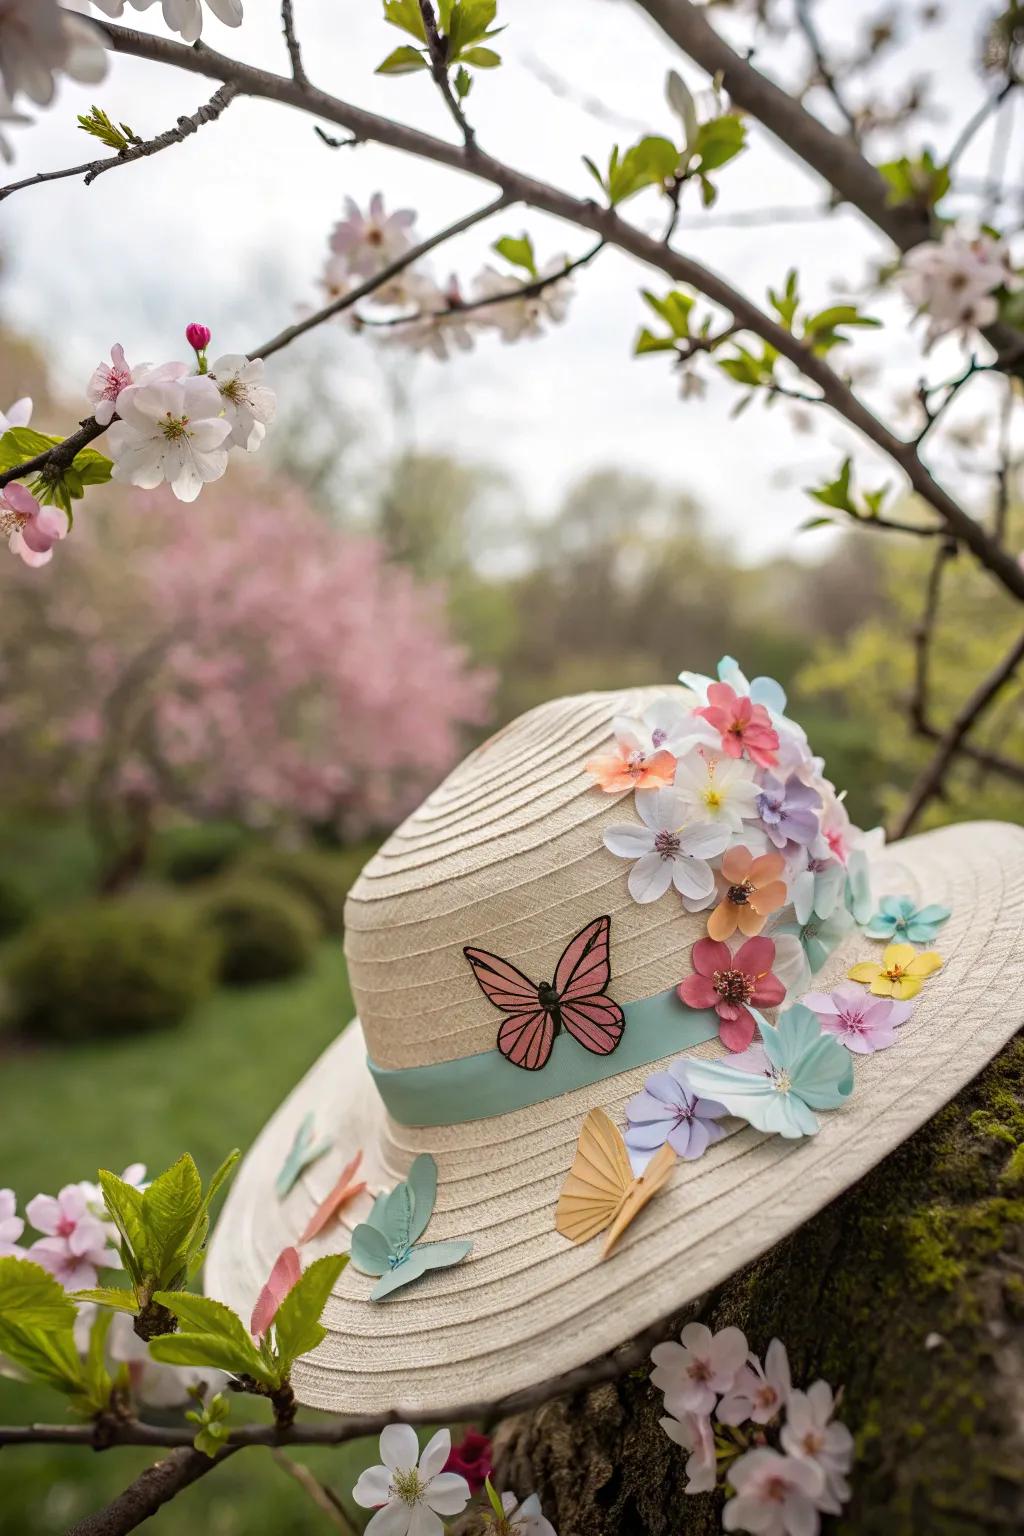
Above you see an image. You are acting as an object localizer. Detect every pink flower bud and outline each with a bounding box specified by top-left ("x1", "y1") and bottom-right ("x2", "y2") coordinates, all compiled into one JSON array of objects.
[{"x1": 186, "y1": 323, "x2": 212, "y2": 352}]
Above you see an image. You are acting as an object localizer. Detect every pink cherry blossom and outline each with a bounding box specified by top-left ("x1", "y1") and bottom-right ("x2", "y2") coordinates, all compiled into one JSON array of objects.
[
  {"x1": 0, "y1": 482, "x2": 66, "y2": 567},
  {"x1": 651, "y1": 1321, "x2": 749, "y2": 1416},
  {"x1": 697, "y1": 681, "x2": 780, "y2": 769},
  {"x1": 0, "y1": 1189, "x2": 26, "y2": 1257},
  {"x1": 722, "y1": 1447, "x2": 825, "y2": 1536},
  {"x1": 186, "y1": 322, "x2": 212, "y2": 352},
  {"x1": 86, "y1": 343, "x2": 135, "y2": 427},
  {"x1": 328, "y1": 192, "x2": 418, "y2": 279},
  {"x1": 26, "y1": 1183, "x2": 117, "y2": 1289},
  {"x1": 718, "y1": 1337, "x2": 792, "y2": 1425},
  {"x1": 659, "y1": 1409, "x2": 717, "y2": 1493},
  {"x1": 802, "y1": 981, "x2": 913, "y2": 1055},
  {"x1": 780, "y1": 1381, "x2": 854, "y2": 1515}
]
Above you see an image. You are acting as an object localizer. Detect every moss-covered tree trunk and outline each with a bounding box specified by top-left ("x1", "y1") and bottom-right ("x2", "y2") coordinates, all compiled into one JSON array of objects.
[{"x1": 490, "y1": 1038, "x2": 1024, "y2": 1535}]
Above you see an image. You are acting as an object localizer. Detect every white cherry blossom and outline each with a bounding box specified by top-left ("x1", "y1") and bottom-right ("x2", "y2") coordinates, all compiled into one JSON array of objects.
[
  {"x1": 0, "y1": 0, "x2": 106, "y2": 108},
  {"x1": 352, "y1": 1425, "x2": 470, "y2": 1536},
  {"x1": 85, "y1": 0, "x2": 243, "y2": 45},
  {"x1": 107, "y1": 374, "x2": 232, "y2": 503},
  {"x1": 472, "y1": 257, "x2": 574, "y2": 342},
  {"x1": 208, "y1": 354, "x2": 276, "y2": 451}
]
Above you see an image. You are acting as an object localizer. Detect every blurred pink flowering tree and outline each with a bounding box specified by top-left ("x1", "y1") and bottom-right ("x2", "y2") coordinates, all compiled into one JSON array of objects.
[{"x1": 0, "y1": 481, "x2": 492, "y2": 846}]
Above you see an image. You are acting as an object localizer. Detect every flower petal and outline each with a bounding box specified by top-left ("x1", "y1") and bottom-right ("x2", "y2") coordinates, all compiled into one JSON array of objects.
[
  {"x1": 380, "y1": 1423, "x2": 420, "y2": 1473},
  {"x1": 628, "y1": 852, "x2": 675, "y2": 904}
]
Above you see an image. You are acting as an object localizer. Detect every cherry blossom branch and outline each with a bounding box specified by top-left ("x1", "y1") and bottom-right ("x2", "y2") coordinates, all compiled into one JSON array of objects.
[
  {"x1": 889, "y1": 625, "x2": 1024, "y2": 837},
  {"x1": 68, "y1": 18, "x2": 1024, "y2": 603},
  {"x1": 281, "y1": 0, "x2": 307, "y2": 86},
  {"x1": 794, "y1": 0, "x2": 860, "y2": 140},
  {"x1": 65, "y1": 1447, "x2": 240, "y2": 1536},
  {"x1": 0, "y1": 82, "x2": 239, "y2": 203},
  {"x1": 0, "y1": 417, "x2": 106, "y2": 491},
  {"x1": 250, "y1": 191, "x2": 512, "y2": 360}
]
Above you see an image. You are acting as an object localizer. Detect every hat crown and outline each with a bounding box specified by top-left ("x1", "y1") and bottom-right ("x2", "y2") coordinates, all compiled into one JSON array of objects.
[{"x1": 344, "y1": 685, "x2": 715, "y2": 1073}]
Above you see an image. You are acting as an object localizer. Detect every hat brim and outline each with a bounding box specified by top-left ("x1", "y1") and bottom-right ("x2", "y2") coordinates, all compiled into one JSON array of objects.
[{"x1": 205, "y1": 820, "x2": 1024, "y2": 1415}]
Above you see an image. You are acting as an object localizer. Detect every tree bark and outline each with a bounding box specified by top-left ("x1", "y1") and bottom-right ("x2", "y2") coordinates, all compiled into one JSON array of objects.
[{"x1": 490, "y1": 1036, "x2": 1024, "y2": 1535}]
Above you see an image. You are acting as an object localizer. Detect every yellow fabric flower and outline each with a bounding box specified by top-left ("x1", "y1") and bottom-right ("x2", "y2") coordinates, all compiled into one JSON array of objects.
[{"x1": 848, "y1": 942, "x2": 943, "y2": 1001}]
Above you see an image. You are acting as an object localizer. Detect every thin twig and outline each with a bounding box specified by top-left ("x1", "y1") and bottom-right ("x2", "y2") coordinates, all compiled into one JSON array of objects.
[
  {"x1": 281, "y1": 0, "x2": 307, "y2": 86},
  {"x1": 0, "y1": 83, "x2": 238, "y2": 203},
  {"x1": 418, "y1": 0, "x2": 476, "y2": 149},
  {"x1": 250, "y1": 192, "x2": 512, "y2": 360},
  {"x1": 794, "y1": 0, "x2": 860, "y2": 139},
  {"x1": 946, "y1": 76, "x2": 1017, "y2": 173},
  {"x1": 890, "y1": 627, "x2": 1024, "y2": 838},
  {"x1": 910, "y1": 539, "x2": 957, "y2": 737},
  {"x1": 270, "y1": 1451, "x2": 357, "y2": 1533}
]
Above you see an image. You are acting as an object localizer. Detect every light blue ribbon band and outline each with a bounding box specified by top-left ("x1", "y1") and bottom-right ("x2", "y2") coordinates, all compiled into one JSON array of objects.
[{"x1": 366, "y1": 990, "x2": 721, "y2": 1128}]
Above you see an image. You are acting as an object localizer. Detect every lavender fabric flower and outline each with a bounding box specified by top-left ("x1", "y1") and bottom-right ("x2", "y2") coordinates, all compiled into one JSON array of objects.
[
  {"x1": 756, "y1": 774, "x2": 822, "y2": 850},
  {"x1": 624, "y1": 1058, "x2": 728, "y2": 1168}
]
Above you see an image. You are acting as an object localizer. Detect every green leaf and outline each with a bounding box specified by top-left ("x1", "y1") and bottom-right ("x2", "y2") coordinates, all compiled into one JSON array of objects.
[
  {"x1": 272, "y1": 1254, "x2": 348, "y2": 1370},
  {"x1": 878, "y1": 149, "x2": 950, "y2": 210},
  {"x1": 798, "y1": 514, "x2": 835, "y2": 531},
  {"x1": 768, "y1": 269, "x2": 800, "y2": 330},
  {"x1": 492, "y1": 233, "x2": 536, "y2": 277},
  {"x1": 81, "y1": 1308, "x2": 115, "y2": 1409},
  {"x1": 0, "y1": 426, "x2": 57, "y2": 473},
  {"x1": 99, "y1": 1168, "x2": 150, "y2": 1273},
  {"x1": 634, "y1": 327, "x2": 678, "y2": 356},
  {"x1": 77, "y1": 105, "x2": 138, "y2": 152},
  {"x1": 485, "y1": 1478, "x2": 506, "y2": 1520},
  {"x1": 181, "y1": 1148, "x2": 240, "y2": 1279},
  {"x1": 376, "y1": 44, "x2": 429, "y2": 73},
  {"x1": 0, "y1": 1258, "x2": 77, "y2": 1329},
  {"x1": 585, "y1": 136, "x2": 679, "y2": 206},
  {"x1": 447, "y1": 0, "x2": 498, "y2": 53},
  {"x1": 143, "y1": 1155, "x2": 203, "y2": 1285},
  {"x1": 807, "y1": 458, "x2": 855, "y2": 513},
  {"x1": 382, "y1": 0, "x2": 427, "y2": 42},
  {"x1": 150, "y1": 1291, "x2": 270, "y2": 1383},
  {"x1": 457, "y1": 45, "x2": 501, "y2": 66},
  {"x1": 691, "y1": 114, "x2": 746, "y2": 174},
  {"x1": 642, "y1": 288, "x2": 694, "y2": 338},
  {"x1": 72, "y1": 1286, "x2": 140, "y2": 1315},
  {"x1": 454, "y1": 64, "x2": 472, "y2": 97}
]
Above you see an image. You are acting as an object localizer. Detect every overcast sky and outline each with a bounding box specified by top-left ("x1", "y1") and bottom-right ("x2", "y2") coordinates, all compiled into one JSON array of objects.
[{"x1": 1, "y1": 1, "x2": 1016, "y2": 557}]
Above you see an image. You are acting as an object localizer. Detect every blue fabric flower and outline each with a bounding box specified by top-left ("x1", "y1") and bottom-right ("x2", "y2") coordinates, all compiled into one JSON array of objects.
[
  {"x1": 774, "y1": 905, "x2": 854, "y2": 977},
  {"x1": 864, "y1": 894, "x2": 950, "y2": 945},
  {"x1": 684, "y1": 1004, "x2": 854, "y2": 1138},
  {"x1": 845, "y1": 846, "x2": 874, "y2": 925}
]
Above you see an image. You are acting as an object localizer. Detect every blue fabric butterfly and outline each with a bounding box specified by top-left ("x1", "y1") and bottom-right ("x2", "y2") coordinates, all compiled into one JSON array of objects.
[
  {"x1": 349, "y1": 1154, "x2": 472, "y2": 1302},
  {"x1": 275, "y1": 1111, "x2": 333, "y2": 1199}
]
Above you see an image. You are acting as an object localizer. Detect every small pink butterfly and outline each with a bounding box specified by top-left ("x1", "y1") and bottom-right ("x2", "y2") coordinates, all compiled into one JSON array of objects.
[
  {"x1": 250, "y1": 1245, "x2": 301, "y2": 1338},
  {"x1": 298, "y1": 1150, "x2": 368, "y2": 1245}
]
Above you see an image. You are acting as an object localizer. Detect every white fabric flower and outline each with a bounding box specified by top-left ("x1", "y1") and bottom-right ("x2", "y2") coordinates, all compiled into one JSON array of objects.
[
  {"x1": 352, "y1": 1425, "x2": 470, "y2": 1536},
  {"x1": 614, "y1": 697, "x2": 719, "y2": 761},
  {"x1": 604, "y1": 788, "x2": 730, "y2": 906},
  {"x1": 500, "y1": 1491, "x2": 558, "y2": 1536},
  {"x1": 0, "y1": 0, "x2": 106, "y2": 107},
  {"x1": 107, "y1": 375, "x2": 231, "y2": 503},
  {"x1": 85, "y1": 0, "x2": 243, "y2": 44},
  {"x1": 672, "y1": 752, "x2": 760, "y2": 833},
  {"x1": 208, "y1": 354, "x2": 276, "y2": 451},
  {"x1": 471, "y1": 257, "x2": 574, "y2": 342}
]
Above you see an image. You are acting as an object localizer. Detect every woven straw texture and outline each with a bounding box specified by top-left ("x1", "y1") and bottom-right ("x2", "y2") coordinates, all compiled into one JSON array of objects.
[{"x1": 206, "y1": 687, "x2": 1024, "y2": 1415}]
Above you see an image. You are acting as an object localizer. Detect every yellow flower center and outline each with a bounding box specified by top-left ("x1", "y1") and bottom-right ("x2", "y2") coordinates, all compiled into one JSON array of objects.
[
  {"x1": 391, "y1": 1468, "x2": 424, "y2": 1506},
  {"x1": 702, "y1": 787, "x2": 723, "y2": 810}
]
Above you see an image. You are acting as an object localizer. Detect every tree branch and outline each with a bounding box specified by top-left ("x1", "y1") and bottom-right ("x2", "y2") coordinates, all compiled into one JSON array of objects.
[
  {"x1": 0, "y1": 418, "x2": 107, "y2": 491},
  {"x1": 66, "y1": 1447, "x2": 238, "y2": 1536},
  {"x1": 0, "y1": 83, "x2": 238, "y2": 203},
  {"x1": 418, "y1": 0, "x2": 476, "y2": 149},
  {"x1": 890, "y1": 627, "x2": 1024, "y2": 838},
  {"x1": 794, "y1": 0, "x2": 860, "y2": 140},
  {"x1": 281, "y1": 0, "x2": 307, "y2": 86}
]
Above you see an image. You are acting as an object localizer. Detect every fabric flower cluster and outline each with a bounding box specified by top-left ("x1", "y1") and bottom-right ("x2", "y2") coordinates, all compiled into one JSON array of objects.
[
  {"x1": 90, "y1": 331, "x2": 275, "y2": 505},
  {"x1": 591, "y1": 658, "x2": 880, "y2": 1045},
  {"x1": 898, "y1": 226, "x2": 1019, "y2": 349},
  {"x1": 319, "y1": 193, "x2": 575, "y2": 360},
  {"x1": 353, "y1": 1424, "x2": 557, "y2": 1536},
  {"x1": 651, "y1": 1325, "x2": 852, "y2": 1534}
]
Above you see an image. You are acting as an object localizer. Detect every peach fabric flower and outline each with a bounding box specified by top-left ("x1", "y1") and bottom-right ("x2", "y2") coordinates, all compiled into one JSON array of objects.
[
  {"x1": 848, "y1": 942, "x2": 943, "y2": 1001},
  {"x1": 585, "y1": 740, "x2": 677, "y2": 793},
  {"x1": 708, "y1": 846, "x2": 787, "y2": 940},
  {"x1": 697, "y1": 682, "x2": 780, "y2": 770}
]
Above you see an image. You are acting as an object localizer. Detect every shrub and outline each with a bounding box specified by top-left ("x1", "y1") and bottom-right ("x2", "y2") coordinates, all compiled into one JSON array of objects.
[
  {"x1": 0, "y1": 875, "x2": 35, "y2": 943},
  {"x1": 236, "y1": 844, "x2": 375, "y2": 935},
  {"x1": 197, "y1": 878, "x2": 319, "y2": 986},
  {"x1": 4, "y1": 900, "x2": 215, "y2": 1041},
  {"x1": 152, "y1": 822, "x2": 249, "y2": 885}
]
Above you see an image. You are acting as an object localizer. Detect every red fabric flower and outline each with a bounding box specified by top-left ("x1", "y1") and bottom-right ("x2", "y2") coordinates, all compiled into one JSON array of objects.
[
  {"x1": 697, "y1": 682, "x2": 779, "y2": 770},
  {"x1": 677, "y1": 935, "x2": 786, "y2": 1052},
  {"x1": 443, "y1": 1429, "x2": 493, "y2": 1494}
]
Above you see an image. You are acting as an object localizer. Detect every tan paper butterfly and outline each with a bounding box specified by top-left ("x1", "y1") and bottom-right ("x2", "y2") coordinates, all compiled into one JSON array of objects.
[{"x1": 555, "y1": 1108, "x2": 677, "y2": 1258}]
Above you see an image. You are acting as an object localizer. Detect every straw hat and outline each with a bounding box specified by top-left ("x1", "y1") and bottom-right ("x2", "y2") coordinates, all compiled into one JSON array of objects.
[{"x1": 206, "y1": 682, "x2": 1024, "y2": 1415}]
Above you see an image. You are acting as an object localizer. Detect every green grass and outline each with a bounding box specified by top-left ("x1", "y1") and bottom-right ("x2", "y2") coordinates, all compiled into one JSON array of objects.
[{"x1": 0, "y1": 943, "x2": 381, "y2": 1534}]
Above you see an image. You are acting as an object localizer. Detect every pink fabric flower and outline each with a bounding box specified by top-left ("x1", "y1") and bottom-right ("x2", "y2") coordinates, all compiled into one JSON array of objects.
[
  {"x1": 718, "y1": 1337, "x2": 792, "y2": 1425},
  {"x1": 660, "y1": 1408, "x2": 717, "y2": 1493},
  {"x1": 651, "y1": 1321, "x2": 749, "y2": 1416},
  {"x1": 802, "y1": 981, "x2": 913, "y2": 1055},
  {"x1": 26, "y1": 1184, "x2": 115, "y2": 1289},
  {"x1": 678, "y1": 936, "x2": 786, "y2": 1052},
  {"x1": 723, "y1": 1447, "x2": 825, "y2": 1536},
  {"x1": 697, "y1": 682, "x2": 780, "y2": 770},
  {"x1": 0, "y1": 1189, "x2": 26, "y2": 1258},
  {"x1": 1, "y1": 483, "x2": 66, "y2": 568}
]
